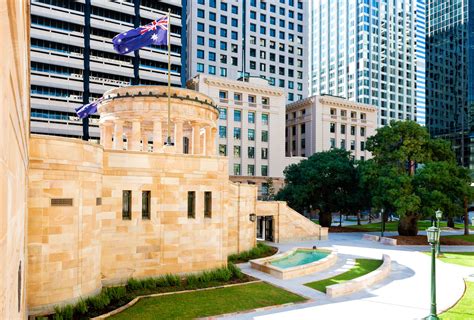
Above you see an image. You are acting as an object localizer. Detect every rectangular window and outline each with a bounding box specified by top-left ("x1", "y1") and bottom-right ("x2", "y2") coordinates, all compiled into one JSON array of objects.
[
  {"x1": 330, "y1": 123, "x2": 335, "y2": 133},
  {"x1": 234, "y1": 128, "x2": 241, "y2": 140},
  {"x1": 233, "y1": 164, "x2": 241, "y2": 175},
  {"x1": 219, "y1": 144, "x2": 227, "y2": 156},
  {"x1": 234, "y1": 145, "x2": 241, "y2": 158},
  {"x1": 248, "y1": 165, "x2": 255, "y2": 176},
  {"x1": 142, "y1": 191, "x2": 150, "y2": 219},
  {"x1": 261, "y1": 165, "x2": 268, "y2": 176},
  {"x1": 261, "y1": 148, "x2": 268, "y2": 159},
  {"x1": 248, "y1": 112, "x2": 255, "y2": 123},
  {"x1": 361, "y1": 127, "x2": 366, "y2": 136},
  {"x1": 351, "y1": 140, "x2": 355, "y2": 151},
  {"x1": 204, "y1": 192, "x2": 212, "y2": 218},
  {"x1": 187, "y1": 191, "x2": 195, "y2": 218},
  {"x1": 341, "y1": 125, "x2": 346, "y2": 134},
  {"x1": 219, "y1": 126, "x2": 227, "y2": 138},
  {"x1": 234, "y1": 109, "x2": 241, "y2": 121},
  {"x1": 330, "y1": 138, "x2": 335, "y2": 148},
  {"x1": 122, "y1": 190, "x2": 131, "y2": 220},
  {"x1": 351, "y1": 126, "x2": 355, "y2": 135},
  {"x1": 361, "y1": 141, "x2": 366, "y2": 151},
  {"x1": 248, "y1": 129, "x2": 255, "y2": 141},
  {"x1": 219, "y1": 108, "x2": 227, "y2": 120},
  {"x1": 341, "y1": 139, "x2": 346, "y2": 150},
  {"x1": 248, "y1": 146, "x2": 255, "y2": 158},
  {"x1": 262, "y1": 113, "x2": 269, "y2": 125},
  {"x1": 261, "y1": 130, "x2": 268, "y2": 142}
]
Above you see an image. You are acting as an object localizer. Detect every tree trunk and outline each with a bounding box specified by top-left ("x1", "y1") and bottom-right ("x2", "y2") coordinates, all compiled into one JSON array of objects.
[
  {"x1": 319, "y1": 212, "x2": 332, "y2": 228},
  {"x1": 447, "y1": 216, "x2": 455, "y2": 228},
  {"x1": 357, "y1": 211, "x2": 361, "y2": 225},
  {"x1": 398, "y1": 215, "x2": 418, "y2": 236}
]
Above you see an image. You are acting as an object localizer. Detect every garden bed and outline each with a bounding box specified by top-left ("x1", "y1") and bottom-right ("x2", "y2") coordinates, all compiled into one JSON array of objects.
[{"x1": 228, "y1": 243, "x2": 278, "y2": 264}]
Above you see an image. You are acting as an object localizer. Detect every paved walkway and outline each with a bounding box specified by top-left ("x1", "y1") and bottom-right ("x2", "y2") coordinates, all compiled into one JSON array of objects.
[{"x1": 222, "y1": 233, "x2": 474, "y2": 320}]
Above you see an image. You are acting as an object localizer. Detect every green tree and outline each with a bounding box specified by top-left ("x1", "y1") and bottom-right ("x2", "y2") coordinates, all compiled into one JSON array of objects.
[
  {"x1": 366, "y1": 121, "x2": 468, "y2": 235},
  {"x1": 276, "y1": 149, "x2": 360, "y2": 227}
]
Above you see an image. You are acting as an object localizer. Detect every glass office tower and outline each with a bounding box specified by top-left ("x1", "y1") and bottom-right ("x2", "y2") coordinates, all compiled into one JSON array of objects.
[
  {"x1": 309, "y1": 0, "x2": 426, "y2": 127},
  {"x1": 30, "y1": 0, "x2": 185, "y2": 139}
]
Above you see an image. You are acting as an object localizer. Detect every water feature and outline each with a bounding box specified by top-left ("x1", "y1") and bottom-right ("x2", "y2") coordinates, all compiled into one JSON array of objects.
[{"x1": 270, "y1": 250, "x2": 330, "y2": 269}]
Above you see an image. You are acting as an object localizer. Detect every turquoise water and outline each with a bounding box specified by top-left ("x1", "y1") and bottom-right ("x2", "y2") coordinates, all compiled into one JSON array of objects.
[{"x1": 270, "y1": 250, "x2": 329, "y2": 269}]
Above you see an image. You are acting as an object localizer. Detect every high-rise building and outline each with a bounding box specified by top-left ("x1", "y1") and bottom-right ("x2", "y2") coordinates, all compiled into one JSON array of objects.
[
  {"x1": 30, "y1": 0, "x2": 185, "y2": 139},
  {"x1": 186, "y1": 0, "x2": 308, "y2": 103},
  {"x1": 309, "y1": 0, "x2": 426, "y2": 127},
  {"x1": 426, "y1": 0, "x2": 473, "y2": 167}
]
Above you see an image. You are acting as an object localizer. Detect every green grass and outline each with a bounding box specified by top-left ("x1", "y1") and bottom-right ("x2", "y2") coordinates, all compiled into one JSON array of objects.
[
  {"x1": 110, "y1": 282, "x2": 306, "y2": 320},
  {"x1": 443, "y1": 234, "x2": 474, "y2": 243},
  {"x1": 437, "y1": 252, "x2": 474, "y2": 267},
  {"x1": 304, "y1": 259, "x2": 383, "y2": 293},
  {"x1": 343, "y1": 221, "x2": 474, "y2": 232},
  {"x1": 441, "y1": 281, "x2": 474, "y2": 319}
]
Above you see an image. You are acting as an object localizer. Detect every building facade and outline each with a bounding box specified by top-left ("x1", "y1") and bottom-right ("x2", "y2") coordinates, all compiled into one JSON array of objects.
[
  {"x1": 286, "y1": 95, "x2": 377, "y2": 160},
  {"x1": 30, "y1": 0, "x2": 185, "y2": 139},
  {"x1": 188, "y1": 74, "x2": 292, "y2": 193},
  {"x1": 1, "y1": 0, "x2": 29, "y2": 318},
  {"x1": 309, "y1": 0, "x2": 426, "y2": 127},
  {"x1": 25, "y1": 85, "x2": 326, "y2": 315},
  {"x1": 425, "y1": 0, "x2": 474, "y2": 168},
  {"x1": 186, "y1": 0, "x2": 308, "y2": 102}
]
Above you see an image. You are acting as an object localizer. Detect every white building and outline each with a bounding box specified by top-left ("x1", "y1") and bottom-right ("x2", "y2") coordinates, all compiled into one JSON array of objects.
[{"x1": 188, "y1": 74, "x2": 297, "y2": 195}]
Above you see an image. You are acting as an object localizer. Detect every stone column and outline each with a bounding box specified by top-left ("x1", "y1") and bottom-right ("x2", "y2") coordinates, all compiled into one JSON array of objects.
[
  {"x1": 192, "y1": 123, "x2": 201, "y2": 155},
  {"x1": 99, "y1": 125, "x2": 106, "y2": 146},
  {"x1": 142, "y1": 133, "x2": 148, "y2": 152},
  {"x1": 130, "y1": 120, "x2": 141, "y2": 151},
  {"x1": 113, "y1": 121, "x2": 124, "y2": 150},
  {"x1": 205, "y1": 126, "x2": 213, "y2": 155},
  {"x1": 211, "y1": 127, "x2": 217, "y2": 155},
  {"x1": 153, "y1": 120, "x2": 162, "y2": 152},
  {"x1": 174, "y1": 120, "x2": 184, "y2": 153},
  {"x1": 103, "y1": 123, "x2": 113, "y2": 149}
]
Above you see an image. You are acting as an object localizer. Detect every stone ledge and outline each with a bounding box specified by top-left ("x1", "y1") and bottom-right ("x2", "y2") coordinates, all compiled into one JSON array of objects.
[
  {"x1": 380, "y1": 237, "x2": 397, "y2": 246},
  {"x1": 362, "y1": 234, "x2": 380, "y2": 242},
  {"x1": 326, "y1": 254, "x2": 391, "y2": 298},
  {"x1": 91, "y1": 280, "x2": 262, "y2": 319}
]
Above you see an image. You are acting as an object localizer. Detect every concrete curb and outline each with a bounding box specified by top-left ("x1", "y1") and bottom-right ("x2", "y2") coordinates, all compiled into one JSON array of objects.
[
  {"x1": 362, "y1": 234, "x2": 380, "y2": 242},
  {"x1": 91, "y1": 280, "x2": 262, "y2": 319},
  {"x1": 326, "y1": 254, "x2": 391, "y2": 298}
]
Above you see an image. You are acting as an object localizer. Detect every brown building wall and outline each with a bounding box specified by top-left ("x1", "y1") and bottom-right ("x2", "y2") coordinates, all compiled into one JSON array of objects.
[{"x1": 0, "y1": 0, "x2": 30, "y2": 318}]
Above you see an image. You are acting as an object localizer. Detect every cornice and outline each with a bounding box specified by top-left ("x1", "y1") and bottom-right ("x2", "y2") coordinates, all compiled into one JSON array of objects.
[
  {"x1": 318, "y1": 96, "x2": 377, "y2": 112},
  {"x1": 203, "y1": 78, "x2": 285, "y2": 96}
]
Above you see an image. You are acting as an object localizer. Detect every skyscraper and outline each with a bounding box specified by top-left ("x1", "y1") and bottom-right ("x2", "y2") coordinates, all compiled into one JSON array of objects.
[
  {"x1": 309, "y1": 0, "x2": 426, "y2": 127},
  {"x1": 426, "y1": 0, "x2": 473, "y2": 167},
  {"x1": 186, "y1": 0, "x2": 308, "y2": 103},
  {"x1": 30, "y1": 0, "x2": 185, "y2": 139}
]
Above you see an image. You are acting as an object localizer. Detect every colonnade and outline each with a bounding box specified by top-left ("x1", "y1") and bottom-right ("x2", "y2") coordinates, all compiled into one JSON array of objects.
[{"x1": 100, "y1": 119, "x2": 217, "y2": 156}]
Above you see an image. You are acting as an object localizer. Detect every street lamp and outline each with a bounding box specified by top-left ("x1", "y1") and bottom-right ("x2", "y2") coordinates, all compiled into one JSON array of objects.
[
  {"x1": 426, "y1": 226, "x2": 440, "y2": 320},
  {"x1": 435, "y1": 209, "x2": 443, "y2": 256}
]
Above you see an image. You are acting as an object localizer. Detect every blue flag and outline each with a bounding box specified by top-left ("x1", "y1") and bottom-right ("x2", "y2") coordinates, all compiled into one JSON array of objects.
[
  {"x1": 112, "y1": 16, "x2": 168, "y2": 54},
  {"x1": 75, "y1": 98, "x2": 102, "y2": 119}
]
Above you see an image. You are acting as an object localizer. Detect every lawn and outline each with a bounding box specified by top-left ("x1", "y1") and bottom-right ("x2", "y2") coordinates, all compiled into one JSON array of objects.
[
  {"x1": 304, "y1": 259, "x2": 383, "y2": 293},
  {"x1": 441, "y1": 281, "x2": 474, "y2": 319},
  {"x1": 423, "y1": 251, "x2": 474, "y2": 267},
  {"x1": 443, "y1": 234, "x2": 474, "y2": 243},
  {"x1": 110, "y1": 282, "x2": 306, "y2": 320},
  {"x1": 342, "y1": 221, "x2": 473, "y2": 232}
]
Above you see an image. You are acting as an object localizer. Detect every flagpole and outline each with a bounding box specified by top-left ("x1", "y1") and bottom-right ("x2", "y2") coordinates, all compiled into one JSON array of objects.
[{"x1": 166, "y1": 9, "x2": 172, "y2": 145}]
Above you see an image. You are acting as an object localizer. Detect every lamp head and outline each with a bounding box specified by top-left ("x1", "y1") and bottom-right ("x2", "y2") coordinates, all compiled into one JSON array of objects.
[
  {"x1": 435, "y1": 209, "x2": 442, "y2": 220},
  {"x1": 426, "y1": 226, "x2": 440, "y2": 245}
]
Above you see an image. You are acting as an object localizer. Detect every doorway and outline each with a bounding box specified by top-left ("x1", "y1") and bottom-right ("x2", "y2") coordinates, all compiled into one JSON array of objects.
[{"x1": 256, "y1": 216, "x2": 274, "y2": 242}]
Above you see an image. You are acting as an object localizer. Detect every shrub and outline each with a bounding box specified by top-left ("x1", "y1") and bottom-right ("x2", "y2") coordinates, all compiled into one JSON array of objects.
[
  {"x1": 227, "y1": 263, "x2": 244, "y2": 279},
  {"x1": 85, "y1": 291, "x2": 110, "y2": 311},
  {"x1": 104, "y1": 286, "x2": 127, "y2": 302},
  {"x1": 126, "y1": 278, "x2": 143, "y2": 291},
  {"x1": 164, "y1": 273, "x2": 181, "y2": 287},
  {"x1": 53, "y1": 305, "x2": 74, "y2": 320},
  {"x1": 73, "y1": 299, "x2": 88, "y2": 315},
  {"x1": 185, "y1": 274, "x2": 199, "y2": 288},
  {"x1": 141, "y1": 278, "x2": 157, "y2": 290},
  {"x1": 212, "y1": 267, "x2": 232, "y2": 282},
  {"x1": 197, "y1": 271, "x2": 213, "y2": 284},
  {"x1": 228, "y1": 243, "x2": 274, "y2": 263}
]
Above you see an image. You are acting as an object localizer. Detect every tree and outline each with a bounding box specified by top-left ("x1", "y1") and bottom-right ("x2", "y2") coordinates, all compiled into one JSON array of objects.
[
  {"x1": 265, "y1": 177, "x2": 276, "y2": 200},
  {"x1": 276, "y1": 149, "x2": 360, "y2": 227},
  {"x1": 366, "y1": 121, "x2": 468, "y2": 235}
]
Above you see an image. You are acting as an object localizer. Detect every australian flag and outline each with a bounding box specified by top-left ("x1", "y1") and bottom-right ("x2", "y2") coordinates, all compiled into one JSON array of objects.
[
  {"x1": 112, "y1": 16, "x2": 168, "y2": 54},
  {"x1": 75, "y1": 98, "x2": 102, "y2": 119}
]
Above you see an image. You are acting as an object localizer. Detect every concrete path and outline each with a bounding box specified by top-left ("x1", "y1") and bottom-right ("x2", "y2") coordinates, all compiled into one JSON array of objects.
[{"x1": 222, "y1": 233, "x2": 474, "y2": 320}]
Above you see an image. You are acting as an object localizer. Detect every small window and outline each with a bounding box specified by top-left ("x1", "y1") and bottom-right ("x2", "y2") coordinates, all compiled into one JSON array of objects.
[
  {"x1": 51, "y1": 198, "x2": 73, "y2": 206},
  {"x1": 142, "y1": 191, "x2": 151, "y2": 220},
  {"x1": 122, "y1": 190, "x2": 131, "y2": 220},
  {"x1": 187, "y1": 191, "x2": 196, "y2": 218},
  {"x1": 204, "y1": 191, "x2": 212, "y2": 218},
  {"x1": 96, "y1": 197, "x2": 102, "y2": 206}
]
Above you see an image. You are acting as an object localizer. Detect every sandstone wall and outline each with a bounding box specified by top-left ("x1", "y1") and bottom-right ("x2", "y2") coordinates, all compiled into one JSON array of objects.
[
  {"x1": 28, "y1": 136, "x2": 103, "y2": 313},
  {"x1": 100, "y1": 151, "x2": 230, "y2": 283},
  {"x1": 0, "y1": 0, "x2": 30, "y2": 318},
  {"x1": 256, "y1": 201, "x2": 325, "y2": 242}
]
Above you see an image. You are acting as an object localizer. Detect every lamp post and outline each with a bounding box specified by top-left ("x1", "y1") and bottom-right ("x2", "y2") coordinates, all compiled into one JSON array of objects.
[
  {"x1": 426, "y1": 226, "x2": 440, "y2": 320},
  {"x1": 381, "y1": 208, "x2": 385, "y2": 238},
  {"x1": 435, "y1": 209, "x2": 442, "y2": 257}
]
